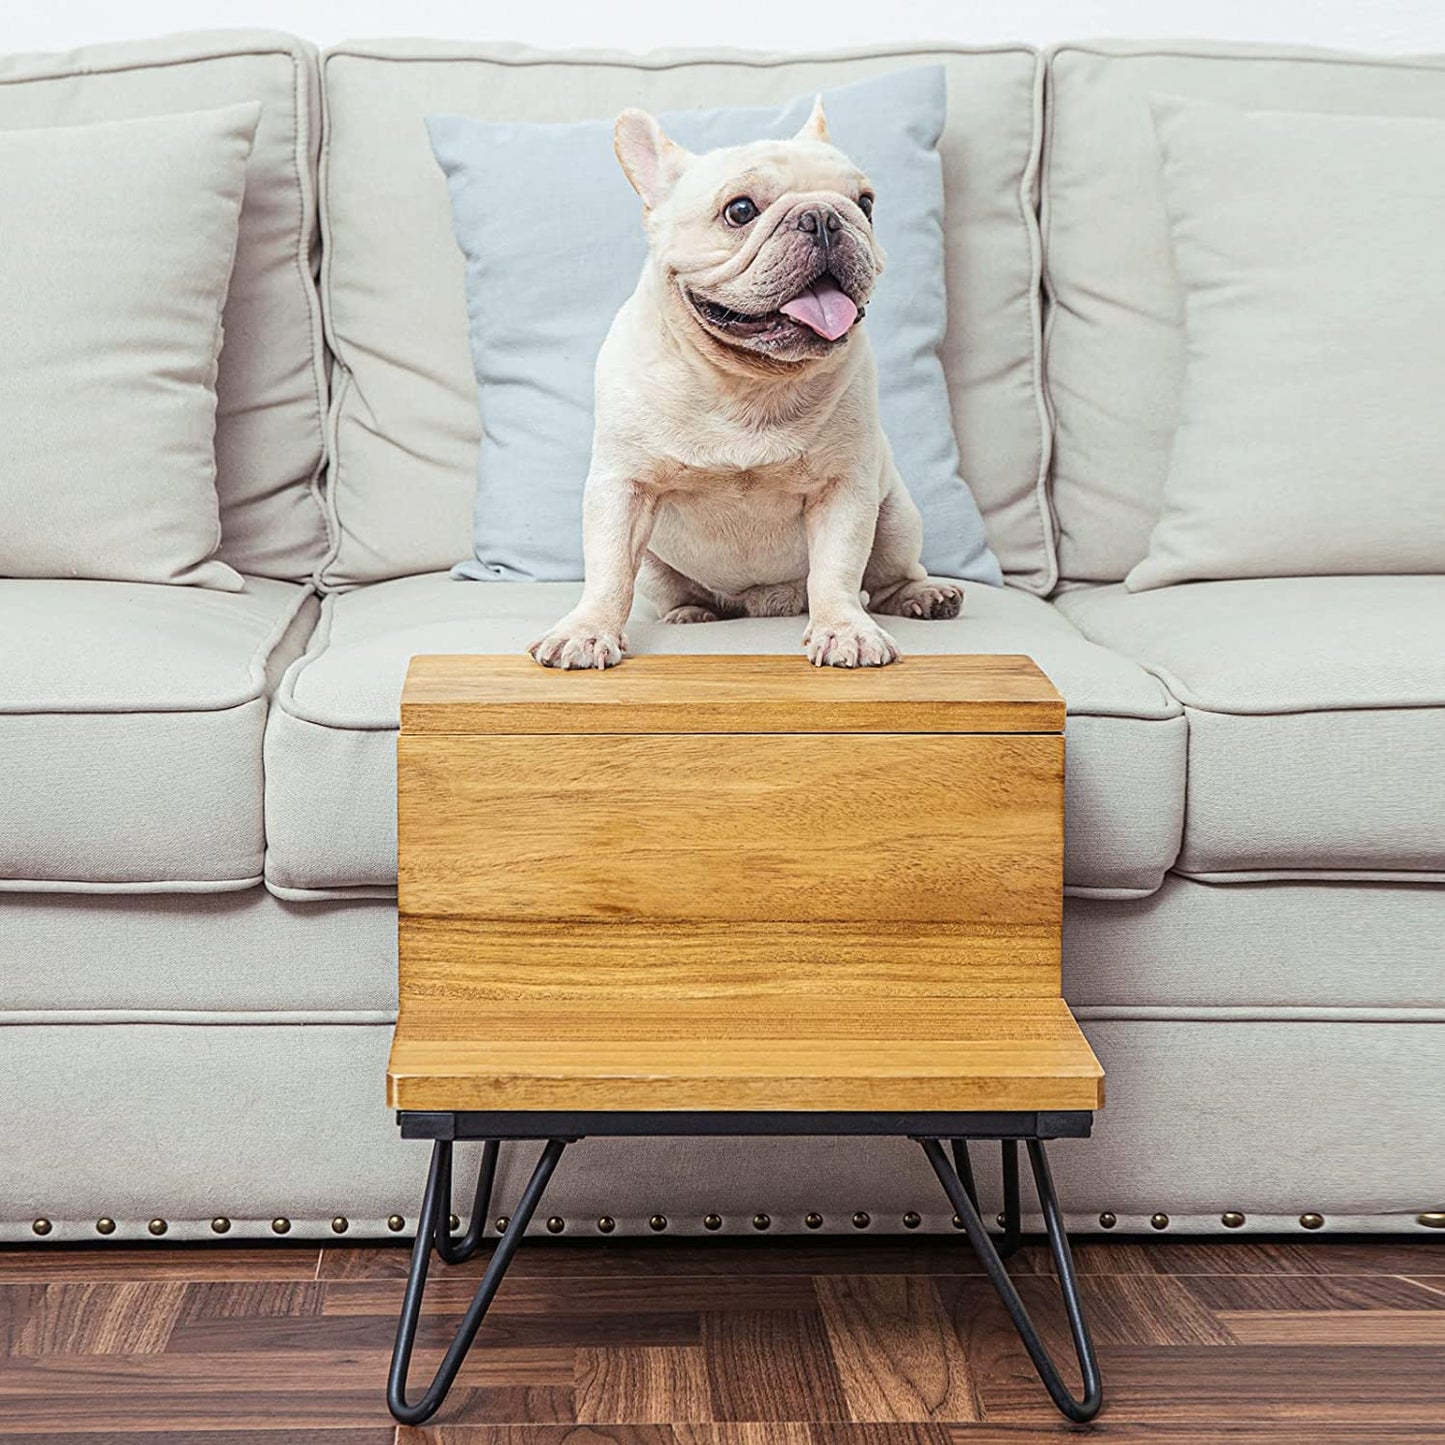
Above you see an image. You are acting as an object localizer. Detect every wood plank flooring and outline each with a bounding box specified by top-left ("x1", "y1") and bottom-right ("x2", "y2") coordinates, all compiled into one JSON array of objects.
[{"x1": 1, "y1": 1236, "x2": 1442, "y2": 1441}]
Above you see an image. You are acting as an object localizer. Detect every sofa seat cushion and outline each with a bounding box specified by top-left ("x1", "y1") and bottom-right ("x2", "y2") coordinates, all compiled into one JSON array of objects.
[
  {"x1": 264, "y1": 575, "x2": 1184, "y2": 898},
  {"x1": 0, "y1": 578, "x2": 314, "y2": 890},
  {"x1": 1055, "y1": 576, "x2": 1445, "y2": 879}
]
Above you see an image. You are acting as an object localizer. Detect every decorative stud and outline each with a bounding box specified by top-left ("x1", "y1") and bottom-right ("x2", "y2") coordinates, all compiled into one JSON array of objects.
[
  {"x1": 1098, "y1": 1212, "x2": 1117, "y2": 1229},
  {"x1": 387, "y1": 1214, "x2": 406, "y2": 1233},
  {"x1": 852, "y1": 1211, "x2": 871, "y2": 1229},
  {"x1": 449, "y1": 1214, "x2": 461, "y2": 1233},
  {"x1": 96, "y1": 1218, "x2": 116, "y2": 1236},
  {"x1": 805, "y1": 1212, "x2": 824, "y2": 1230},
  {"x1": 996, "y1": 1212, "x2": 1007, "y2": 1229},
  {"x1": 31, "y1": 1219, "x2": 52, "y2": 1237},
  {"x1": 596, "y1": 1216, "x2": 615, "y2": 1234},
  {"x1": 1150, "y1": 1213, "x2": 1169, "y2": 1231},
  {"x1": 1417, "y1": 1212, "x2": 1445, "y2": 1229},
  {"x1": 330, "y1": 1217, "x2": 349, "y2": 1234},
  {"x1": 902, "y1": 1212, "x2": 921, "y2": 1229},
  {"x1": 495, "y1": 1216, "x2": 510, "y2": 1234},
  {"x1": 211, "y1": 1217, "x2": 231, "y2": 1235},
  {"x1": 703, "y1": 1214, "x2": 723, "y2": 1231},
  {"x1": 148, "y1": 1218, "x2": 168, "y2": 1237},
  {"x1": 1299, "y1": 1213, "x2": 1325, "y2": 1231},
  {"x1": 951, "y1": 1213, "x2": 965, "y2": 1230},
  {"x1": 546, "y1": 1216, "x2": 565, "y2": 1234},
  {"x1": 752, "y1": 1213, "x2": 771, "y2": 1231},
  {"x1": 271, "y1": 1218, "x2": 291, "y2": 1235},
  {"x1": 648, "y1": 1214, "x2": 668, "y2": 1232},
  {"x1": 1221, "y1": 1212, "x2": 1246, "y2": 1229}
]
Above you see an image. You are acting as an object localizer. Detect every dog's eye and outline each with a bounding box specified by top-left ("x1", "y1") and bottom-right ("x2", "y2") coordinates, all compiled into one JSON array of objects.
[
  {"x1": 858, "y1": 193, "x2": 875, "y2": 221},
  {"x1": 723, "y1": 196, "x2": 758, "y2": 227}
]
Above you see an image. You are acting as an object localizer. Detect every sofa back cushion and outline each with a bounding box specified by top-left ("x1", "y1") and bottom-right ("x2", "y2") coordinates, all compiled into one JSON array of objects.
[
  {"x1": 1042, "y1": 41, "x2": 1445, "y2": 584},
  {"x1": 0, "y1": 31, "x2": 329, "y2": 582},
  {"x1": 318, "y1": 41, "x2": 1052, "y2": 592}
]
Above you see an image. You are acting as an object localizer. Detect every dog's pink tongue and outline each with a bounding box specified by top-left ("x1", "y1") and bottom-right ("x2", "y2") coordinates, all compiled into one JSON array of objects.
[{"x1": 780, "y1": 276, "x2": 858, "y2": 341}]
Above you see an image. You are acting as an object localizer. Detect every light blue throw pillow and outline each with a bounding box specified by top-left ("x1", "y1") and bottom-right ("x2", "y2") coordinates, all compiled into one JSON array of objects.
[{"x1": 429, "y1": 66, "x2": 1002, "y2": 587}]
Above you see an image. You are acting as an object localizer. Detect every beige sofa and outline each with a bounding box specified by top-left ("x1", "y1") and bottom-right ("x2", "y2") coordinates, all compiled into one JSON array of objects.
[{"x1": 2, "y1": 31, "x2": 1441, "y2": 1243}]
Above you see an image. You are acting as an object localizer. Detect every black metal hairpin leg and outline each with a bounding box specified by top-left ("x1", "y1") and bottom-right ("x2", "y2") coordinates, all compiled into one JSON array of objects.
[
  {"x1": 388, "y1": 1137, "x2": 567, "y2": 1425},
  {"x1": 921, "y1": 1137, "x2": 1102, "y2": 1423},
  {"x1": 433, "y1": 1139, "x2": 500, "y2": 1264},
  {"x1": 950, "y1": 1139, "x2": 1022, "y2": 1259}
]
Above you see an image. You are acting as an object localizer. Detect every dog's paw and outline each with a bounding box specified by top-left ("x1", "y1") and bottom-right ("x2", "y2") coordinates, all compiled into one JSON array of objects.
[
  {"x1": 660, "y1": 605, "x2": 721, "y2": 625},
  {"x1": 528, "y1": 622, "x2": 628, "y2": 669},
  {"x1": 874, "y1": 580, "x2": 964, "y2": 620},
  {"x1": 803, "y1": 616, "x2": 900, "y2": 668}
]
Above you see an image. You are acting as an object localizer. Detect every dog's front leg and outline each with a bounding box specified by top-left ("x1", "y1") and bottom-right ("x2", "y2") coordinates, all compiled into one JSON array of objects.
[
  {"x1": 801, "y1": 476, "x2": 900, "y2": 668},
  {"x1": 530, "y1": 473, "x2": 657, "y2": 669}
]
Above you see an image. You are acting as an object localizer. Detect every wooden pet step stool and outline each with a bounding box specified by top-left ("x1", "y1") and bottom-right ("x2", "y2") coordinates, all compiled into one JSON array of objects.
[{"x1": 386, "y1": 653, "x2": 1104, "y2": 1425}]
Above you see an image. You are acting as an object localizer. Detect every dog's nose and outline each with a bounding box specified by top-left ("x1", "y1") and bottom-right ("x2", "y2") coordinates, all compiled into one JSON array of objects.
[{"x1": 798, "y1": 207, "x2": 841, "y2": 242}]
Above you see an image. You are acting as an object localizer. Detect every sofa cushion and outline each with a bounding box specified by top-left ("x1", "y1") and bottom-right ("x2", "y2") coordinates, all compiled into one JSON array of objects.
[
  {"x1": 318, "y1": 40, "x2": 1055, "y2": 592},
  {"x1": 264, "y1": 576, "x2": 1184, "y2": 898},
  {"x1": 1042, "y1": 40, "x2": 1445, "y2": 584},
  {"x1": 0, "y1": 31, "x2": 329, "y2": 581},
  {"x1": 0, "y1": 578, "x2": 315, "y2": 890},
  {"x1": 1, "y1": 104, "x2": 259, "y2": 592},
  {"x1": 1055, "y1": 576, "x2": 1445, "y2": 878}
]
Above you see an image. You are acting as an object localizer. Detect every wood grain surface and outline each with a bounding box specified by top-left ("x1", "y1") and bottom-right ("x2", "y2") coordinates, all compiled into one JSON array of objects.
[
  {"x1": 387, "y1": 998, "x2": 1102, "y2": 1112},
  {"x1": 397, "y1": 733, "x2": 1062, "y2": 926},
  {"x1": 3, "y1": 1237, "x2": 1444, "y2": 1440},
  {"x1": 400, "y1": 654, "x2": 1066, "y2": 736}
]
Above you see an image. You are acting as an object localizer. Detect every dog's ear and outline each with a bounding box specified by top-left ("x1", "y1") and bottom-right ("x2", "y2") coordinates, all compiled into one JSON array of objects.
[
  {"x1": 614, "y1": 109, "x2": 692, "y2": 210},
  {"x1": 794, "y1": 95, "x2": 830, "y2": 143}
]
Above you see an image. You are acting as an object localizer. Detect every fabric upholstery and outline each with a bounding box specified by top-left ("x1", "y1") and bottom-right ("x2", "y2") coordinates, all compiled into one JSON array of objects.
[
  {"x1": 1127, "y1": 96, "x2": 1445, "y2": 591},
  {"x1": 0, "y1": 579, "x2": 315, "y2": 889},
  {"x1": 8, "y1": 872, "x2": 1441, "y2": 1019},
  {"x1": 1055, "y1": 577, "x2": 1445, "y2": 877},
  {"x1": 0, "y1": 31, "x2": 329, "y2": 581},
  {"x1": 0, "y1": 105, "x2": 259, "y2": 591},
  {"x1": 1042, "y1": 40, "x2": 1445, "y2": 583},
  {"x1": 264, "y1": 575, "x2": 1183, "y2": 897},
  {"x1": 318, "y1": 40, "x2": 1054, "y2": 591},
  {"x1": 2, "y1": 1015, "x2": 1440, "y2": 1239},
  {"x1": 429, "y1": 66, "x2": 1002, "y2": 587}
]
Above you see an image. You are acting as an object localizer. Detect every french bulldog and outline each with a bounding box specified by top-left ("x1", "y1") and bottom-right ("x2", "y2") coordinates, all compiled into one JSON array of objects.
[{"x1": 530, "y1": 98, "x2": 962, "y2": 670}]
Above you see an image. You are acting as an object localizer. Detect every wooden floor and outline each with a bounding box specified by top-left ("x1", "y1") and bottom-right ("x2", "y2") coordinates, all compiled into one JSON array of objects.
[{"x1": 1, "y1": 1235, "x2": 1443, "y2": 1441}]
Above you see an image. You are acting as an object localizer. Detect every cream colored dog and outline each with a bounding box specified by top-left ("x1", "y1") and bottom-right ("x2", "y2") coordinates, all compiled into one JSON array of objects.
[{"x1": 530, "y1": 99, "x2": 962, "y2": 670}]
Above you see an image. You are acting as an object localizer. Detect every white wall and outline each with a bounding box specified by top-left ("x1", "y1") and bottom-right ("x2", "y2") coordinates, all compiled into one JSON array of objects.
[{"x1": 9, "y1": 0, "x2": 1445, "y2": 56}]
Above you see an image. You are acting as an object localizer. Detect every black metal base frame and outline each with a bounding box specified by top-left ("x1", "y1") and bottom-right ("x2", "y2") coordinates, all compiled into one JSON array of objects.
[{"x1": 387, "y1": 1114, "x2": 1102, "y2": 1426}]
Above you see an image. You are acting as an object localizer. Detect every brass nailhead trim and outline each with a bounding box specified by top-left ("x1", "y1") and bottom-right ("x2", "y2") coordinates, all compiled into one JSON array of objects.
[
  {"x1": 648, "y1": 1214, "x2": 668, "y2": 1232},
  {"x1": 31, "y1": 1219, "x2": 52, "y2": 1237},
  {"x1": 805, "y1": 1212, "x2": 824, "y2": 1230},
  {"x1": 996, "y1": 1212, "x2": 1007, "y2": 1229},
  {"x1": 96, "y1": 1218, "x2": 116, "y2": 1236},
  {"x1": 211, "y1": 1217, "x2": 231, "y2": 1235},
  {"x1": 703, "y1": 1214, "x2": 723, "y2": 1231},
  {"x1": 596, "y1": 1216, "x2": 615, "y2": 1234},
  {"x1": 951, "y1": 1214, "x2": 964, "y2": 1230},
  {"x1": 148, "y1": 1219, "x2": 168, "y2": 1237},
  {"x1": 1098, "y1": 1212, "x2": 1117, "y2": 1230},
  {"x1": 387, "y1": 1215, "x2": 406, "y2": 1233},
  {"x1": 1299, "y1": 1213, "x2": 1325, "y2": 1231},
  {"x1": 331, "y1": 1217, "x2": 349, "y2": 1234},
  {"x1": 1221, "y1": 1212, "x2": 1246, "y2": 1229},
  {"x1": 1418, "y1": 1212, "x2": 1445, "y2": 1229},
  {"x1": 752, "y1": 1213, "x2": 771, "y2": 1231},
  {"x1": 271, "y1": 1218, "x2": 291, "y2": 1235},
  {"x1": 902, "y1": 1212, "x2": 921, "y2": 1229},
  {"x1": 1150, "y1": 1213, "x2": 1169, "y2": 1231},
  {"x1": 546, "y1": 1217, "x2": 565, "y2": 1235},
  {"x1": 495, "y1": 1216, "x2": 510, "y2": 1234},
  {"x1": 449, "y1": 1214, "x2": 461, "y2": 1233},
  {"x1": 852, "y1": 1211, "x2": 871, "y2": 1229}
]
